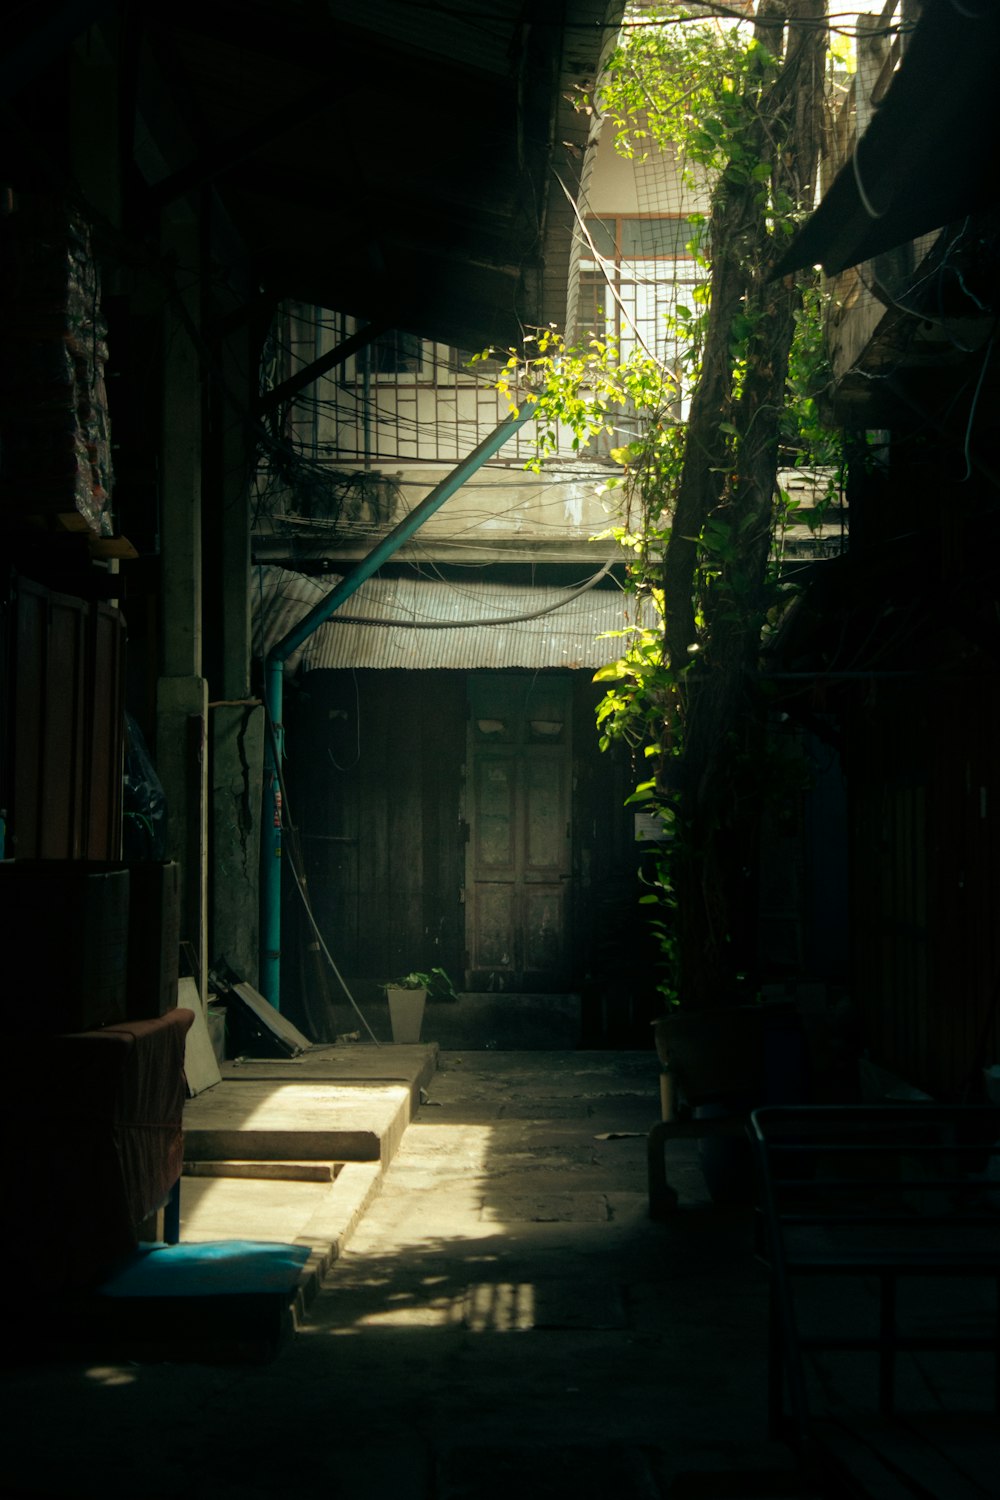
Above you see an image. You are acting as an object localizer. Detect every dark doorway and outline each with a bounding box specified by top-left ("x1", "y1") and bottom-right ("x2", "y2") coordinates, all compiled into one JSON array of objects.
[{"x1": 464, "y1": 675, "x2": 573, "y2": 991}]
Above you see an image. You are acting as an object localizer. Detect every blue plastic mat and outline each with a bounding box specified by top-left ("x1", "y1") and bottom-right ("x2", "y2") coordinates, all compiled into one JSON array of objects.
[{"x1": 97, "y1": 1240, "x2": 311, "y2": 1298}]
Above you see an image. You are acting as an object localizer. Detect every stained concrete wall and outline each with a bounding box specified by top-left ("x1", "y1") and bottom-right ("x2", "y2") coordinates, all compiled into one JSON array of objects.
[{"x1": 210, "y1": 703, "x2": 265, "y2": 987}]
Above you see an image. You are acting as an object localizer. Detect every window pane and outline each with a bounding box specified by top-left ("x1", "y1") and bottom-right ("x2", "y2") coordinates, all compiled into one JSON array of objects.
[
  {"x1": 577, "y1": 273, "x2": 616, "y2": 343},
  {"x1": 372, "y1": 331, "x2": 423, "y2": 375},
  {"x1": 585, "y1": 217, "x2": 617, "y2": 259},
  {"x1": 450, "y1": 347, "x2": 501, "y2": 377},
  {"x1": 620, "y1": 217, "x2": 696, "y2": 259}
]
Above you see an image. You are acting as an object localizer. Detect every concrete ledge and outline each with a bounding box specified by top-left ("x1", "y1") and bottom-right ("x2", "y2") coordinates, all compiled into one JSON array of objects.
[
  {"x1": 180, "y1": 1159, "x2": 385, "y2": 1315},
  {"x1": 184, "y1": 1081, "x2": 411, "y2": 1165},
  {"x1": 220, "y1": 1042, "x2": 439, "y2": 1112},
  {"x1": 179, "y1": 1043, "x2": 436, "y2": 1323},
  {"x1": 293, "y1": 1161, "x2": 384, "y2": 1311}
]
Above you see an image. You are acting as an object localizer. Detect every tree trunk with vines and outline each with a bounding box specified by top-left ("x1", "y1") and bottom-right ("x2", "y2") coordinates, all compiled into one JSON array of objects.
[{"x1": 664, "y1": 1, "x2": 826, "y2": 1010}]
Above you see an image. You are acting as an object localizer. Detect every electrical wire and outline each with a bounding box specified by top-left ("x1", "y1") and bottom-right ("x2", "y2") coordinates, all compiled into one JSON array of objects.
[
  {"x1": 256, "y1": 558, "x2": 628, "y2": 637},
  {"x1": 555, "y1": 171, "x2": 670, "y2": 371},
  {"x1": 616, "y1": 8, "x2": 905, "y2": 39},
  {"x1": 307, "y1": 560, "x2": 617, "y2": 631},
  {"x1": 263, "y1": 708, "x2": 381, "y2": 1045},
  {"x1": 284, "y1": 829, "x2": 381, "y2": 1046},
  {"x1": 851, "y1": 130, "x2": 886, "y2": 221},
  {"x1": 328, "y1": 668, "x2": 362, "y2": 771},
  {"x1": 960, "y1": 328, "x2": 997, "y2": 482}
]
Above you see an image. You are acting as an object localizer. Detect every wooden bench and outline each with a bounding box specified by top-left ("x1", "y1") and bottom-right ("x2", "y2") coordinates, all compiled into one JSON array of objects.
[{"x1": 748, "y1": 1104, "x2": 1000, "y2": 1498}]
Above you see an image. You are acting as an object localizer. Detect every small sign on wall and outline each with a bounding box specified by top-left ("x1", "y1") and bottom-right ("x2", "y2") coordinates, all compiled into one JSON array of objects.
[{"x1": 634, "y1": 811, "x2": 672, "y2": 844}]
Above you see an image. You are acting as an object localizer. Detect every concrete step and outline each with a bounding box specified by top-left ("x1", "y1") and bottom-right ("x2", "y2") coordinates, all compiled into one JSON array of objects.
[{"x1": 183, "y1": 1043, "x2": 439, "y2": 1164}]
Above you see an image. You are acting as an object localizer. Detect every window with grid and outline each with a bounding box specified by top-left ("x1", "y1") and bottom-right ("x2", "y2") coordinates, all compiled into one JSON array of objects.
[
  {"x1": 579, "y1": 215, "x2": 707, "y2": 414},
  {"x1": 368, "y1": 329, "x2": 425, "y2": 377},
  {"x1": 283, "y1": 310, "x2": 521, "y2": 464}
]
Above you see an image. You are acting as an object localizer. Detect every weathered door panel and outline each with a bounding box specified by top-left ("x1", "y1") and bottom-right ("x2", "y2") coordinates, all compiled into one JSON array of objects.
[
  {"x1": 11, "y1": 577, "x2": 124, "y2": 860},
  {"x1": 465, "y1": 675, "x2": 571, "y2": 990},
  {"x1": 474, "y1": 755, "x2": 516, "y2": 874},
  {"x1": 523, "y1": 884, "x2": 565, "y2": 975},
  {"x1": 476, "y1": 883, "x2": 517, "y2": 969},
  {"x1": 524, "y1": 754, "x2": 565, "y2": 872}
]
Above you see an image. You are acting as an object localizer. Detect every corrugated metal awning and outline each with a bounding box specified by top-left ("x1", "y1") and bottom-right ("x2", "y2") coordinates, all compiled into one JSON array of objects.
[
  {"x1": 253, "y1": 567, "x2": 656, "y2": 672},
  {"x1": 774, "y1": 0, "x2": 1000, "y2": 278}
]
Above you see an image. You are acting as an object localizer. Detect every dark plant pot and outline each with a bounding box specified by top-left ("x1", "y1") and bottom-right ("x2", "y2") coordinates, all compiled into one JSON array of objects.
[
  {"x1": 695, "y1": 1102, "x2": 756, "y2": 1206},
  {"x1": 652, "y1": 1005, "x2": 767, "y2": 1105},
  {"x1": 653, "y1": 1000, "x2": 808, "y2": 1107},
  {"x1": 654, "y1": 1002, "x2": 810, "y2": 1206}
]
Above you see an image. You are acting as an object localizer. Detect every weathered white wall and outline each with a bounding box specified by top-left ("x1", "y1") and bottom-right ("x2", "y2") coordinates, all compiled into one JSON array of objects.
[{"x1": 270, "y1": 120, "x2": 713, "y2": 562}]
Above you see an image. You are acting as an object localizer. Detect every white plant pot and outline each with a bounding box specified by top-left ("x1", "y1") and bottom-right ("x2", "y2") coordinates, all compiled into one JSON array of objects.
[{"x1": 386, "y1": 987, "x2": 426, "y2": 1043}]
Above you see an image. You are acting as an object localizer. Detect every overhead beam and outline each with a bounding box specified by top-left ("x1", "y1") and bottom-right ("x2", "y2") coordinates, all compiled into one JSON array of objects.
[
  {"x1": 1, "y1": 0, "x2": 117, "y2": 98},
  {"x1": 254, "y1": 320, "x2": 390, "y2": 417},
  {"x1": 147, "y1": 83, "x2": 334, "y2": 211},
  {"x1": 154, "y1": 9, "x2": 512, "y2": 98}
]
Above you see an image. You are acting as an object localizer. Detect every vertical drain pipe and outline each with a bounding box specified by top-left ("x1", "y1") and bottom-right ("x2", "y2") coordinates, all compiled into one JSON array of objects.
[{"x1": 260, "y1": 407, "x2": 531, "y2": 1008}]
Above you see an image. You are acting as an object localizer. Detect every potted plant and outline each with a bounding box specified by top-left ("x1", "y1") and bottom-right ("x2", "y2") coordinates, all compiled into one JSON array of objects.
[{"x1": 382, "y1": 967, "x2": 456, "y2": 1043}]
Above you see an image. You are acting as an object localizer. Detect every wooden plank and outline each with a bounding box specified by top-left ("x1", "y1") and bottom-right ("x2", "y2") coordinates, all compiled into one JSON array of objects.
[
  {"x1": 177, "y1": 976, "x2": 223, "y2": 1096},
  {"x1": 183, "y1": 1160, "x2": 339, "y2": 1182},
  {"x1": 229, "y1": 981, "x2": 312, "y2": 1056}
]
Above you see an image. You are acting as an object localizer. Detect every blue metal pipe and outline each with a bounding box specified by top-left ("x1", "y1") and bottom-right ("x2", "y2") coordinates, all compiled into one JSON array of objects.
[{"x1": 260, "y1": 407, "x2": 532, "y2": 1008}]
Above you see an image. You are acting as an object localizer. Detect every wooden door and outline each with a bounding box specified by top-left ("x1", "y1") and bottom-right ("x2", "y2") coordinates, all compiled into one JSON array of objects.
[{"x1": 464, "y1": 675, "x2": 572, "y2": 990}]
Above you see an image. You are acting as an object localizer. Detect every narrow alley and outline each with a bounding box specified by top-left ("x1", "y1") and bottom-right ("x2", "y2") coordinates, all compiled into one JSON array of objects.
[{"x1": 4, "y1": 1051, "x2": 796, "y2": 1500}]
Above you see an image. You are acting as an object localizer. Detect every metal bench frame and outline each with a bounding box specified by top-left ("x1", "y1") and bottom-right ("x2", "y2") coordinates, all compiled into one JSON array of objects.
[{"x1": 748, "y1": 1105, "x2": 1000, "y2": 1492}]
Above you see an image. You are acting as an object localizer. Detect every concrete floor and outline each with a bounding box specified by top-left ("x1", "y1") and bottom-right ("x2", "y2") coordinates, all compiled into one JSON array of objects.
[{"x1": 3, "y1": 1050, "x2": 809, "y2": 1499}]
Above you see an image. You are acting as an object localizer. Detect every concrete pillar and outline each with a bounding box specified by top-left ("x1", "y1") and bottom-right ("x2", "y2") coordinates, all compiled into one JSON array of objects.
[
  {"x1": 202, "y1": 202, "x2": 263, "y2": 986},
  {"x1": 157, "y1": 217, "x2": 209, "y2": 997},
  {"x1": 204, "y1": 206, "x2": 256, "y2": 702},
  {"x1": 210, "y1": 702, "x2": 264, "y2": 986},
  {"x1": 160, "y1": 223, "x2": 203, "y2": 680},
  {"x1": 217, "y1": 321, "x2": 254, "y2": 702},
  {"x1": 157, "y1": 674, "x2": 209, "y2": 994}
]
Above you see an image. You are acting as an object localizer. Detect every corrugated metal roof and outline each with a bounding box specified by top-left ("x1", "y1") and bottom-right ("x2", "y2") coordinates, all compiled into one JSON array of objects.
[{"x1": 253, "y1": 567, "x2": 656, "y2": 672}]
